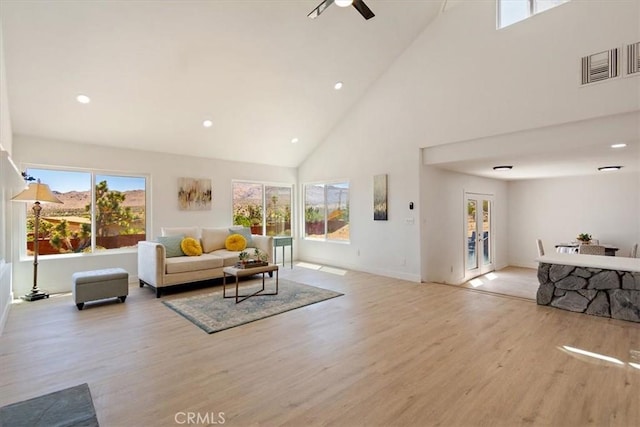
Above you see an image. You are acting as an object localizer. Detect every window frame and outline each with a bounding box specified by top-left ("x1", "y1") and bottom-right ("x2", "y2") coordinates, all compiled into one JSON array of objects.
[
  {"x1": 231, "y1": 180, "x2": 294, "y2": 237},
  {"x1": 21, "y1": 164, "x2": 149, "y2": 258},
  {"x1": 497, "y1": 0, "x2": 570, "y2": 29},
  {"x1": 303, "y1": 180, "x2": 350, "y2": 243}
]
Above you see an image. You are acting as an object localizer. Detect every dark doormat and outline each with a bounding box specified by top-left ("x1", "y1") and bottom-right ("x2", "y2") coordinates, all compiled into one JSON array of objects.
[{"x1": 0, "y1": 383, "x2": 99, "y2": 427}]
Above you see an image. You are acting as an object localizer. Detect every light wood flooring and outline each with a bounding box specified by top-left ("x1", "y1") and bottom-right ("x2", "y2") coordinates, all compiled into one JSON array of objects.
[
  {"x1": 460, "y1": 266, "x2": 539, "y2": 300},
  {"x1": 1, "y1": 265, "x2": 639, "y2": 426}
]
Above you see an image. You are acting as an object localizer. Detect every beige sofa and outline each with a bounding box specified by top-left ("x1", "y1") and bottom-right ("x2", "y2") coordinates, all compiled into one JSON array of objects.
[{"x1": 137, "y1": 226, "x2": 273, "y2": 297}]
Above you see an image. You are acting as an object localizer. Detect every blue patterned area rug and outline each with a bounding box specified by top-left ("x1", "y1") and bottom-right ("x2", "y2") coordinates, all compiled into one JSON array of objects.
[
  {"x1": 0, "y1": 383, "x2": 99, "y2": 427},
  {"x1": 163, "y1": 279, "x2": 343, "y2": 334}
]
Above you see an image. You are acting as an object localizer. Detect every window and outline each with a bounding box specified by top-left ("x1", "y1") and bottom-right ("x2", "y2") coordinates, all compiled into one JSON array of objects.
[
  {"x1": 23, "y1": 168, "x2": 147, "y2": 256},
  {"x1": 498, "y1": 0, "x2": 569, "y2": 28},
  {"x1": 304, "y1": 182, "x2": 349, "y2": 242},
  {"x1": 232, "y1": 181, "x2": 292, "y2": 236}
]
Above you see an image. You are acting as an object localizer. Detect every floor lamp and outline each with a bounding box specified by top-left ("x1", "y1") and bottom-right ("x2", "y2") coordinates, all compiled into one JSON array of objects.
[{"x1": 11, "y1": 180, "x2": 63, "y2": 301}]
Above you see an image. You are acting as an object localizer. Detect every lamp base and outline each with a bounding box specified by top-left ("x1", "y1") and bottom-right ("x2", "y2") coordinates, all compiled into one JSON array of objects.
[{"x1": 21, "y1": 290, "x2": 49, "y2": 301}]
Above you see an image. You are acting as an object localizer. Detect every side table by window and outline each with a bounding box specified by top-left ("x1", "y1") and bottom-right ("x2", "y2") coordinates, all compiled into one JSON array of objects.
[{"x1": 273, "y1": 236, "x2": 293, "y2": 268}]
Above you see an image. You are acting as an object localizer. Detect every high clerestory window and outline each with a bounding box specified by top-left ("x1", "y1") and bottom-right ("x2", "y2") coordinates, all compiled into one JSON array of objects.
[{"x1": 498, "y1": 0, "x2": 570, "y2": 29}]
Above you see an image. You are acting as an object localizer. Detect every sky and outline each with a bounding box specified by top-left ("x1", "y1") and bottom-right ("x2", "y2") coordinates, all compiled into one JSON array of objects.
[{"x1": 26, "y1": 168, "x2": 145, "y2": 193}]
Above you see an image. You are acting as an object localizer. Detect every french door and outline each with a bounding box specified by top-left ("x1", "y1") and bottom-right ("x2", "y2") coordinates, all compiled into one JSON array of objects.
[{"x1": 464, "y1": 193, "x2": 494, "y2": 281}]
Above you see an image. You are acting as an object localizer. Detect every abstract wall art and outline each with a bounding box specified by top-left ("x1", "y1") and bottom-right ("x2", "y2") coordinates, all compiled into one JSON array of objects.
[
  {"x1": 373, "y1": 173, "x2": 388, "y2": 221},
  {"x1": 178, "y1": 177, "x2": 212, "y2": 211}
]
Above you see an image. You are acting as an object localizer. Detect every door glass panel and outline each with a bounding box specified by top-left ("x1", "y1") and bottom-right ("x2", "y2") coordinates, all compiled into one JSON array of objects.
[
  {"x1": 482, "y1": 200, "x2": 491, "y2": 265},
  {"x1": 467, "y1": 200, "x2": 477, "y2": 270}
]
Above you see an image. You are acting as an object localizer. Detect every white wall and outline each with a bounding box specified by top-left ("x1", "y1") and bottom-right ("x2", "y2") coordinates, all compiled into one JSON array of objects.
[
  {"x1": 11, "y1": 135, "x2": 296, "y2": 295},
  {"x1": 0, "y1": 151, "x2": 23, "y2": 333},
  {"x1": 386, "y1": 0, "x2": 639, "y2": 147},
  {"x1": 0, "y1": 18, "x2": 21, "y2": 333},
  {"x1": 508, "y1": 171, "x2": 640, "y2": 268},
  {"x1": 298, "y1": 142, "x2": 423, "y2": 282},
  {"x1": 298, "y1": 1, "x2": 638, "y2": 281},
  {"x1": 421, "y1": 165, "x2": 509, "y2": 284},
  {"x1": 0, "y1": 19, "x2": 12, "y2": 155}
]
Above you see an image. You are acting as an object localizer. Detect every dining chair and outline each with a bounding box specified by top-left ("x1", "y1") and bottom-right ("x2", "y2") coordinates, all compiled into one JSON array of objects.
[
  {"x1": 578, "y1": 244, "x2": 605, "y2": 255},
  {"x1": 631, "y1": 243, "x2": 638, "y2": 258},
  {"x1": 536, "y1": 239, "x2": 544, "y2": 256}
]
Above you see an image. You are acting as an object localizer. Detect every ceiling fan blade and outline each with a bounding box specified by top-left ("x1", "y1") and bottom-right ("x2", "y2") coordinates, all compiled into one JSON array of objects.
[
  {"x1": 308, "y1": 0, "x2": 335, "y2": 19},
  {"x1": 352, "y1": 0, "x2": 375, "y2": 20}
]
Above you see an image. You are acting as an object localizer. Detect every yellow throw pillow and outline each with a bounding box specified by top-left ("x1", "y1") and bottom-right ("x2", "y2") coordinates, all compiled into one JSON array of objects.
[
  {"x1": 225, "y1": 233, "x2": 247, "y2": 252},
  {"x1": 180, "y1": 237, "x2": 203, "y2": 256}
]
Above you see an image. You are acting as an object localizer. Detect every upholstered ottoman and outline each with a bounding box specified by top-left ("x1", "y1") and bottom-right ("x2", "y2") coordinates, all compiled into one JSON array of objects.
[{"x1": 72, "y1": 268, "x2": 129, "y2": 310}]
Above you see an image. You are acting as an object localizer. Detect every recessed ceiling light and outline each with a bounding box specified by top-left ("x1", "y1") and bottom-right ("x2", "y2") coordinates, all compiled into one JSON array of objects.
[
  {"x1": 334, "y1": 81, "x2": 343, "y2": 90},
  {"x1": 202, "y1": 120, "x2": 213, "y2": 128},
  {"x1": 76, "y1": 94, "x2": 91, "y2": 104},
  {"x1": 493, "y1": 165, "x2": 513, "y2": 171},
  {"x1": 598, "y1": 166, "x2": 622, "y2": 171},
  {"x1": 610, "y1": 143, "x2": 627, "y2": 148},
  {"x1": 335, "y1": 0, "x2": 353, "y2": 7},
  {"x1": 291, "y1": 137, "x2": 299, "y2": 144}
]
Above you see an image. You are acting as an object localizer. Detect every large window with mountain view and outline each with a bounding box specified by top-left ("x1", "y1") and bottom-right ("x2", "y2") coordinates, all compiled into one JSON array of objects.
[
  {"x1": 22, "y1": 168, "x2": 146, "y2": 256},
  {"x1": 304, "y1": 182, "x2": 349, "y2": 242},
  {"x1": 232, "y1": 181, "x2": 292, "y2": 236}
]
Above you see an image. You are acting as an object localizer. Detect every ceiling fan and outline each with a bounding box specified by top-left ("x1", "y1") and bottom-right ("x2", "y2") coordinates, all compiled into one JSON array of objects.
[{"x1": 308, "y1": 0, "x2": 375, "y2": 20}]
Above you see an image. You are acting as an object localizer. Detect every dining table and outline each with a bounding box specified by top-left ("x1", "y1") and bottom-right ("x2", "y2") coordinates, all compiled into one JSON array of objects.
[{"x1": 555, "y1": 243, "x2": 619, "y2": 256}]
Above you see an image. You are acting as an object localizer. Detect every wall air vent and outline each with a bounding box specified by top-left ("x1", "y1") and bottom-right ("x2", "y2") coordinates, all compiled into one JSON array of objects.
[
  {"x1": 581, "y1": 48, "x2": 619, "y2": 85},
  {"x1": 626, "y1": 42, "x2": 640, "y2": 76}
]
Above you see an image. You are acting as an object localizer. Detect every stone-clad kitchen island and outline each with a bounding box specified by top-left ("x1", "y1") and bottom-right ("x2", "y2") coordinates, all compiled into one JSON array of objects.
[{"x1": 536, "y1": 253, "x2": 640, "y2": 323}]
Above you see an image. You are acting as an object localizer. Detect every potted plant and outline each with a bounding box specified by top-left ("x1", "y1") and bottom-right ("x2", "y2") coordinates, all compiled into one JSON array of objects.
[
  {"x1": 250, "y1": 218, "x2": 262, "y2": 235},
  {"x1": 577, "y1": 233, "x2": 592, "y2": 244},
  {"x1": 254, "y1": 248, "x2": 268, "y2": 263}
]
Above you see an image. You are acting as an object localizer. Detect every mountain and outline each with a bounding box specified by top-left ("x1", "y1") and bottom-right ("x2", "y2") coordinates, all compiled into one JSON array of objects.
[
  {"x1": 304, "y1": 184, "x2": 349, "y2": 207},
  {"x1": 41, "y1": 189, "x2": 145, "y2": 214}
]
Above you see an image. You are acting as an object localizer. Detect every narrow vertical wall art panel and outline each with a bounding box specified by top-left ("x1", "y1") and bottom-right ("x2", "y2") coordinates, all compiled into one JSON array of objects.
[
  {"x1": 373, "y1": 173, "x2": 388, "y2": 221},
  {"x1": 178, "y1": 178, "x2": 212, "y2": 211}
]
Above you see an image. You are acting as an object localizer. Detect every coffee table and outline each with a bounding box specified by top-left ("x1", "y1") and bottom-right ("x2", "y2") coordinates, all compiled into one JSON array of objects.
[{"x1": 222, "y1": 263, "x2": 279, "y2": 303}]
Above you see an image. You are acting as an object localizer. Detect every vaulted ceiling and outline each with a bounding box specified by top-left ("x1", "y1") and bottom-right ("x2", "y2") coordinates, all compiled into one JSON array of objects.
[{"x1": 1, "y1": 0, "x2": 443, "y2": 168}]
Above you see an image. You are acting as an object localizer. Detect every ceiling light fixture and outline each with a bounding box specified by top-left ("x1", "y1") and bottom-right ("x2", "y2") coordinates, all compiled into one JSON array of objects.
[
  {"x1": 291, "y1": 138, "x2": 299, "y2": 144},
  {"x1": 334, "y1": 81, "x2": 343, "y2": 90},
  {"x1": 598, "y1": 166, "x2": 622, "y2": 171},
  {"x1": 610, "y1": 143, "x2": 627, "y2": 148},
  {"x1": 76, "y1": 94, "x2": 91, "y2": 104},
  {"x1": 493, "y1": 165, "x2": 513, "y2": 171},
  {"x1": 335, "y1": 0, "x2": 353, "y2": 7},
  {"x1": 202, "y1": 120, "x2": 213, "y2": 128}
]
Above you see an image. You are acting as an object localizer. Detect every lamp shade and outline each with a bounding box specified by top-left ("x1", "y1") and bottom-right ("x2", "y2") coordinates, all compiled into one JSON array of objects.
[
  {"x1": 335, "y1": 0, "x2": 354, "y2": 7},
  {"x1": 11, "y1": 182, "x2": 63, "y2": 204}
]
